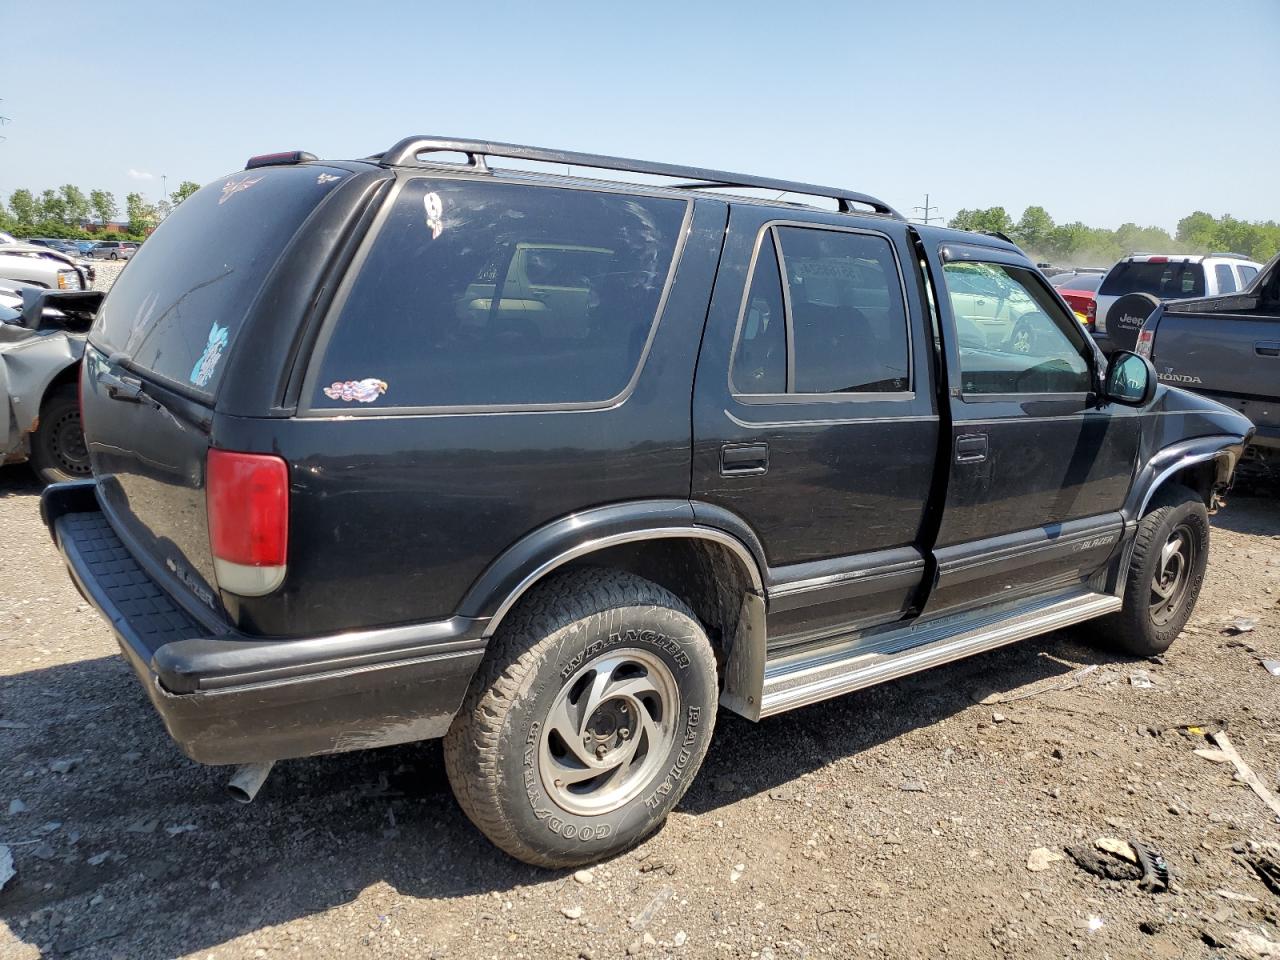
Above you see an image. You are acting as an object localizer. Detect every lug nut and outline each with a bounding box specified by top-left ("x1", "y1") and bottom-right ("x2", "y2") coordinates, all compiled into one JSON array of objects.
[
  {"x1": 595, "y1": 745, "x2": 607, "y2": 759},
  {"x1": 619, "y1": 728, "x2": 630, "y2": 739}
]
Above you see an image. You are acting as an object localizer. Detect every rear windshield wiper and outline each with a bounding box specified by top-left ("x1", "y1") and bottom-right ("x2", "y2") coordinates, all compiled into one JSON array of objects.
[{"x1": 97, "y1": 367, "x2": 191, "y2": 432}]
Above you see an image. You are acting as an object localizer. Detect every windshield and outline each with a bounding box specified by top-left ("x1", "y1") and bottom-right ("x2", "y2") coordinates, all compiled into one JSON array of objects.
[{"x1": 92, "y1": 164, "x2": 350, "y2": 398}]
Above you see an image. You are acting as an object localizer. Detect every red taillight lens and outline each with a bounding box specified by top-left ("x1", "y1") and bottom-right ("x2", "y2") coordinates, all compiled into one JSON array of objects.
[
  {"x1": 1086, "y1": 299, "x2": 1096, "y2": 322},
  {"x1": 207, "y1": 449, "x2": 289, "y2": 579}
]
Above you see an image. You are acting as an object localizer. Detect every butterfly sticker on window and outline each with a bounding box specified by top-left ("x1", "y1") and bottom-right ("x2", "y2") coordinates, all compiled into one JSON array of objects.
[{"x1": 424, "y1": 192, "x2": 444, "y2": 239}]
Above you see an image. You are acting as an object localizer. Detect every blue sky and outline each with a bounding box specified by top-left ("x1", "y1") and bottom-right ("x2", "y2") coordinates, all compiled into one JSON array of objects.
[{"x1": 3, "y1": 0, "x2": 1278, "y2": 230}]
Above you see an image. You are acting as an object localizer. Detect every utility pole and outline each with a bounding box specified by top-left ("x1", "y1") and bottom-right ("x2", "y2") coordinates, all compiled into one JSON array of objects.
[
  {"x1": 161, "y1": 175, "x2": 168, "y2": 203},
  {"x1": 913, "y1": 193, "x2": 939, "y2": 225}
]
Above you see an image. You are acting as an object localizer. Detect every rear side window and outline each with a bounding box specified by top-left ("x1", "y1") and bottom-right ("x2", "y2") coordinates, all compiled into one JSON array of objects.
[
  {"x1": 93, "y1": 165, "x2": 350, "y2": 397},
  {"x1": 311, "y1": 179, "x2": 687, "y2": 409},
  {"x1": 1214, "y1": 263, "x2": 1238, "y2": 293},
  {"x1": 1099, "y1": 260, "x2": 1205, "y2": 299},
  {"x1": 1238, "y1": 264, "x2": 1259, "y2": 287},
  {"x1": 731, "y1": 225, "x2": 910, "y2": 395}
]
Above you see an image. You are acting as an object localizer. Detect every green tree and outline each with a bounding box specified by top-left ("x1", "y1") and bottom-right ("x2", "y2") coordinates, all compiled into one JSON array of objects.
[
  {"x1": 948, "y1": 206, "x2": 1015, "y2": 236},
  {"x1": 89, "y1": 189, "x2": 118, "y2": 228},
  {"x1": 9, "y1": 188, "x2": 38, "y2": 227},
  {"x1": 1175, "y1": 211, "x2": 1217, "y2": 249},
  {"x1": 58, "y1": 184, "x2": 90, "y2": 226},
  {"x1": 39, "y1": 188, "x2": 67, "y2": 224},
  {"x1": 126, "y1": 191, "x2": 157, "y2": 234},
  {"x1": 170, "y1": 180, "x2": 200, "y2": 206},
  {"x1": 1012, "y1": 206, "x2": 1054, "y2": 252}
]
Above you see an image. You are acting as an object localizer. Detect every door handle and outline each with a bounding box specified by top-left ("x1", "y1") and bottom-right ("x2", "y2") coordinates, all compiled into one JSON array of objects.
[
  {"x1": 955, "y1": 434, "x2": 988, "y2": 464},
  {"x1": 1256, "y1": 341, "x2": 1280, "y2": 358},
  {"x1": 720, "y1": 442, "x2": 769, "y2": 476}
]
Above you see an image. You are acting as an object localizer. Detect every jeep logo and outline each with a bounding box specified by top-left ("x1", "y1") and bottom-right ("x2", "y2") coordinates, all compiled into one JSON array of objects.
[{"x1": 1116, "y1": 313, "x2": 1145, "y2": 329}]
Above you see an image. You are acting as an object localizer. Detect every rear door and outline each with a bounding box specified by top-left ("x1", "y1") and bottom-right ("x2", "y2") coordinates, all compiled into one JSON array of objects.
[
  {"x1": 692, "y1": 206, "x2": 940, "y2": 646},
  {"x1": 924, "y1": 242, "x2": 1141, "y2": 615}
]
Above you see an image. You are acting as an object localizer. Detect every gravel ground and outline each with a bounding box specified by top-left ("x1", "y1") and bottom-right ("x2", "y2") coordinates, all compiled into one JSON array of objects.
[
  {"x1": 0, "y1": 470, "x2": 1277, "y2": 960},
  {"x1": 88, "y1": 260, "x2": 127, "y2": 293}
]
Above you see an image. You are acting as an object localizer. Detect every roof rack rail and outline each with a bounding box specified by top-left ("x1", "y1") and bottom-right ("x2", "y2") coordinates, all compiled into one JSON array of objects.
[
  {"x1": 1208, "y1": 251, "x2": 1250, "y2": 260},
  {"x1": 377, "y1": 135, "x2": 903, "y2": 219}
]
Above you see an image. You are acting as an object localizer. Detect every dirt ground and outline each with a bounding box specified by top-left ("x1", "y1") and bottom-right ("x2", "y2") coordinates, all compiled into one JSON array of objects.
[{"x1": 1, "y1": 466, "x2": 1278, "y2": 960}]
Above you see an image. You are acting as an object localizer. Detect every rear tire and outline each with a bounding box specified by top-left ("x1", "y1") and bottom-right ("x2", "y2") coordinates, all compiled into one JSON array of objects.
[
  {"x1": 444, "y1": 569, "x2": 718, "y2": 868},
  {"x1": 30, "y1": 384, "x2": 90, "y2": 485},
  {"x1": 1094, "y1": 485, "x2": 1209, "y2": 657}
]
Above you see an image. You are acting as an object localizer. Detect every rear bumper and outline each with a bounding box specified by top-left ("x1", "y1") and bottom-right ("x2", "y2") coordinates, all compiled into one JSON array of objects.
[{"x1": 42, "y1": 481, "x2": 488, "y2": 765}]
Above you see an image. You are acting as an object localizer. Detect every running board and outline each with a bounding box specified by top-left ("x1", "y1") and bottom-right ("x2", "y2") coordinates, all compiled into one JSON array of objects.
[{"x1": 758, "y1": 591, "x2": 1121, "y2": 718}]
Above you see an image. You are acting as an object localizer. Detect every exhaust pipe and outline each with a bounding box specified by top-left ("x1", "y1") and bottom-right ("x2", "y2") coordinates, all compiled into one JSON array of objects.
[{"x1": 227, "y1": 761, "x2": 275, "y2": 804}]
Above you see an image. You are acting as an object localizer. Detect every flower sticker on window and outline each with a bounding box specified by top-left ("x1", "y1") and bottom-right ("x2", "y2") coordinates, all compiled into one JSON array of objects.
[
  {"x1": 424, "y1": 191, "x2": 444, "y2": 239},
  {"x1": 323, "y1": 378, "x2": 388, "y2": 403},
  {"x1": 190, "y1": 322, "x2": 229, "y2": 387},
  {"x1": 219, "y1": 175, "x2": 263, "y2": 205},
  {"x1": 316, "y1": 173, "x2": 340, "y2": 185}
]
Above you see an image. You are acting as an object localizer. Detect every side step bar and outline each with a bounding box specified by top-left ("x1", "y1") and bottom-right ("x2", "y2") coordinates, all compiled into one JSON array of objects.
[{"x1": 758, "y1": 591, "x2": 1121, "y2": 717}]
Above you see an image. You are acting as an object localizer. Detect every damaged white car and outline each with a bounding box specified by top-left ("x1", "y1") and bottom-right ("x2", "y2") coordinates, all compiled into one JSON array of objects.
[{"x1": 0, "y1": 286, "x2": 102, "y2": 482}]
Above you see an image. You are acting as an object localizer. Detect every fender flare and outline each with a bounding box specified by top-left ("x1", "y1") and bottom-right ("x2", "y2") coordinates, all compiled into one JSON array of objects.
[
  {"x1": 458, "y1": 499, "x2": 766, "y2": 637},
  {"x1": 1123, "y1": 434, "x2": 1246, "y2": 521}
]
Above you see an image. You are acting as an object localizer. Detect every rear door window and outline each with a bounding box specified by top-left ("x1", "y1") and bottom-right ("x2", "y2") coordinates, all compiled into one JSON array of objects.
[
  {"x1": 92, "y1": 165, "x2": 351, "y2": 398},
  {"x1": 1238, "y1": 264, "x2": 1259, "y2": 287},
  {"x1": 1214, "y1": 263, "x2": 1238, "y2": 293},
  {"x1": 309, "y1": 179, "x2": 688, "y2": 410}
]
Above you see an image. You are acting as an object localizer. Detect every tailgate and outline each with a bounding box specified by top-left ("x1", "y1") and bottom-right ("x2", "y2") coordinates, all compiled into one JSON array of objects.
[
  {"x1": 80, "y1": 163, "x2": 356, "y2": 620},
  {"x1": 1153, "y1": 312, "x2": 1280, "y2": 429}
]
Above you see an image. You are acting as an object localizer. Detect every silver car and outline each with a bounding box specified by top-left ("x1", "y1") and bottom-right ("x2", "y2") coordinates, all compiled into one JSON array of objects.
[
  {"x1": 0, "y1": 286, "x2": 102, "y2": 482},
  {"x1": 0, "y1": 240, "x2": 88, "y2": 291},
  {"x1": 89, "y1": 240, "x2": 135, "y2": 260}
]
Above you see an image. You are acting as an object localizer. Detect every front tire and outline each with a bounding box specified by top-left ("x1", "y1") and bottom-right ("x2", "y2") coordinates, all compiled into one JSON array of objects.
[
  {"x1": 1095, "y1": 485, "x2": 1209, "y2": 656},
  {"x1": 444, "y1": 569, "x2": 718, "y2": 868},
  {"x1": 30, "y1": 384, "x2": 91, "y2": 485}
]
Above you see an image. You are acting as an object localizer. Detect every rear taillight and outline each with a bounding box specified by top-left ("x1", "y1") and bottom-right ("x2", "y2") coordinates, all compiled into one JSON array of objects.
[
  {"x1": 206, "y1": 449, "x2": 289, "y2": 596},
  {"x1": 1136, "y1": 328, "x2": 1155, "y2": 359}
]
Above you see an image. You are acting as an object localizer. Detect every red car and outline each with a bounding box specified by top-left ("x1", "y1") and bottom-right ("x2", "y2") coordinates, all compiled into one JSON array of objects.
[{"x1": 1049, "y1": 271, "x2": 1106, "y2": 331}]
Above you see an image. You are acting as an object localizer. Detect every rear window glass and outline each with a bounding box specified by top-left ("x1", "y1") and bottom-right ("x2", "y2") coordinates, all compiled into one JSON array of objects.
[
  {"x1": 1214, "y1": 263, "x2": 1237, "y2": 293},
  {"x1": 1099, "y1": 260, "x2": 1205, "y2": 299},
  {"x1": 1059, "y1": 274, "x2": 1104, "y2": 292},
  {"x1": 1238, "y1": 264, "x2": 1258, "y2": 287},
  {"x1": 310, "y1": 179, "x2": 687, "y2": 409},
  {"x1": 92, "y1": 165, "x2": 350, "y2": 397}
]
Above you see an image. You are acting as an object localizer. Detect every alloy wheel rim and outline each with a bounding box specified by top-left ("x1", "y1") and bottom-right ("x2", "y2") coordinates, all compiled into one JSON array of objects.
[
  {"x1": 538, "y1": 648, "x2": 680, "y2": 817},
  {"x1": 1150, "y1": 524, "x2": 1194, "y2": 626}
]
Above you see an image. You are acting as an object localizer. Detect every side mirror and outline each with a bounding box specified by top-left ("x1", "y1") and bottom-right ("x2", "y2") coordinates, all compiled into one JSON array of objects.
[{"x1": 1104, "y1": 350, "x2": 1158, "y2": 406}]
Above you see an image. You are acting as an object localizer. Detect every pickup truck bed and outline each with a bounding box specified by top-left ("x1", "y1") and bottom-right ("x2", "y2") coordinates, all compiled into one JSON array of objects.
[{"x1": 1140, "y1": 253, "x2": 1280, "y2": 476}]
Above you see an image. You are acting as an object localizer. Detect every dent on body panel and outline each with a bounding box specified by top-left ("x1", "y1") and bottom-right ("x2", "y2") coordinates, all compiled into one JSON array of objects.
[{"x1": 1, "y1": 334, "x2": 81, "y2": 435}]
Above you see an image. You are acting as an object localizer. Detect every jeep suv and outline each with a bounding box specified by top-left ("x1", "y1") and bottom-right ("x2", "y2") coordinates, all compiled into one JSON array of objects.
[
  {"x1": 1093, "y1": 253, "x2": 1263, "y2": 354},
  {"x1": 43, "y1": 137, "x2": 1253, "y2": 867}
]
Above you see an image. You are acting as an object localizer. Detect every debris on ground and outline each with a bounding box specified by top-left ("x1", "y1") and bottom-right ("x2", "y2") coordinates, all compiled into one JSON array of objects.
[
  {"x1": 1228, "y1": 928, "x2": 1280, "y2": 959},
  {"x1": 7, "y1": 798, "x2": 26, "y2": 816},
  {"x1": 1066, "y1": 843, "x2": 1143, "y2": 881},
  {"x1": 1131, "y1": 838, "x2": 1174, "y2": 893},
  {"x1": 48, "y1": 758, "x2": 79, "y2": 774},
  {"x1": 1215, "y1": 888, "x2": 1261, "y2": 903},
  {"x1": 560, "y1": 905, "x2": 583, "y2": 921},
  {"x1": 1129, "y1": 670, "x2": 1161, "y2": 689},
  {"x1": 1095, "y1": 837, "x2": 1138, "y2": 863},
  {"x1": 1261, "y1": 659, "x2": 1280, "y2": 677},
  {"x1": 898, "y1": 780, "x2": 927, "y2": 793},
  {"x1": 1195, "y1": 731, "x2": 1280, "y2": 820},
  {"x1": 0, "y1": 844, "x2": 13, "y2": 891},
  {"x1": 1244, "y1": 844, "x2": 1280, "y2": 896},
  {"x1": 1225, "y1": 617, "x2": 1259, "y2": 635},
  {"x1": 573, "y1": 869, "x2": 594, "y2": 885},
  {"x1": 971, "y1": 663, "x2": 1099, "y2": 705},
  {"x1": 1026, "y1": 847, "x2": 1064, "y2": 872},
  {"x1": 629, "y1": 884, "x2": 674, "y2": 931}
]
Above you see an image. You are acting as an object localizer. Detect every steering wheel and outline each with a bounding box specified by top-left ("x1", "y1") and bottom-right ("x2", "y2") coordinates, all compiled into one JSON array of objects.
[{"x1": 1007, "y1": 312, "x2": 1050, "y2": 355}]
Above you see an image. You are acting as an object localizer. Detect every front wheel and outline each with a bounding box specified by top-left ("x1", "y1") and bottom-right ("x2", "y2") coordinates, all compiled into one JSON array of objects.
[
  {"x1": 444, "y1": 569, "x2": 718, "y2": 867},
  {"x1": 30, "y1": 383, "x2": 91, "y2": 485},
  {"x1": 1094, "y1": 485, "x2": 1210, "y2": 656}
]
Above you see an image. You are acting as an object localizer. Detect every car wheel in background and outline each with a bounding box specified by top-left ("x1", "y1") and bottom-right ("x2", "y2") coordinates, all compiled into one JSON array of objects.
[
  {"x1": 1104, "y1": 293, "x2": 1161, "y2": 354},
  {"x1": 30, "y1": 383, "x2": 91, "y2": 485}
]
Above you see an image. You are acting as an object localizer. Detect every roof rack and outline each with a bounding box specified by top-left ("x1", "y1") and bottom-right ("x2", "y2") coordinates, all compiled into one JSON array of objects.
[
  {"x1": 1208, "y1": 251, "x2": 1250, "y2": 260},
  {"x1": 377, "y1": 136, "x2": 903, "y2": 219}
]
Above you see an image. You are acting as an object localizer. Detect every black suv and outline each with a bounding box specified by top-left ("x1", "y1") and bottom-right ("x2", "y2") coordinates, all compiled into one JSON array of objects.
[{"x1": 43, "y1": 137, "x2": 1253, "y2": 867}]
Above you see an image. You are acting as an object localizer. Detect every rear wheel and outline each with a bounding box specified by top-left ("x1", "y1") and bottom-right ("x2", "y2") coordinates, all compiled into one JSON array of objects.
[
  {"x1": 30, "y1": 383, "x2": 90, "y2": 485},
  {"x1": 444, "y1": 569, "x2": 718, "y2": 867},
  {"x1": 1094, "y1": 485, "x2": 1209, "y2": 656}
]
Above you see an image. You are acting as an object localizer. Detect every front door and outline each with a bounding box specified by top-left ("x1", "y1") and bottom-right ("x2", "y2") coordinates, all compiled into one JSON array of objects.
[
  {"x1": 925, "y1": 244, "x2": 1141, "y2": 615},
  {"x1": 692, "y1": 207, "x2": 940, "y2": 646}
]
